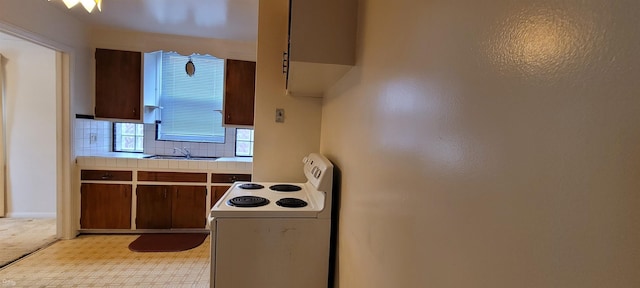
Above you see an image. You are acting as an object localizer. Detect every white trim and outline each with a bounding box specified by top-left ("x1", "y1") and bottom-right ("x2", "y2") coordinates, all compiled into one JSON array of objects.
[
  {"x1": 0, "y1": 21, "x2": 72, "y2": 52},
  {"x1": 0, "y1": 53, "x2": 5, "y2": 218}
]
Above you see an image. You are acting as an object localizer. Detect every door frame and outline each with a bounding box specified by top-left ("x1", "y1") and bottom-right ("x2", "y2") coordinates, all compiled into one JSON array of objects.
[
  {"x1": 0, "y1": 52, "x2": 5, "y2": 218},
  {"x1": 0, "y1": 22, "x2": 75, "y2": 239}
]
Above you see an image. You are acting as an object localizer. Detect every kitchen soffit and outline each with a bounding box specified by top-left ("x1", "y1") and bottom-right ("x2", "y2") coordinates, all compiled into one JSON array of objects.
[{"x1": 48, "y1": 0, "x2": 259, "y2": 42}]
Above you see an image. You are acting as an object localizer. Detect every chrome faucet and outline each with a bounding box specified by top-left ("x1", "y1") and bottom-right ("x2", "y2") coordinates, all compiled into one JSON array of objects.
[{"x1": 173, "y1": 147, "x2": 192, "y2": 159}]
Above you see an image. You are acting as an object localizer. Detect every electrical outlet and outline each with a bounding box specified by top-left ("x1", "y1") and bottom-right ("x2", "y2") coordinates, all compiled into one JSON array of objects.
[
  {"x1": 89, "y1": 133, "x2": 97, "y2": 144},
  {"x1": 276, "y1": 108, "x2": 285, "y2": 123}
]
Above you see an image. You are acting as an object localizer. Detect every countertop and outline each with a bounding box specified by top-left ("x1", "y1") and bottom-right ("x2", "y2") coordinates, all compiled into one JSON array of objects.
[{"x1": 75, "y1": 153, "x2": 253, "y2": 174}]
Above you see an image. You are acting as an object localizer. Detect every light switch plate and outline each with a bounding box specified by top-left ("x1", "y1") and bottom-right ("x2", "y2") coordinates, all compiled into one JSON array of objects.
[{"x1": 276, "y1": 108, "x2": 285, "y2": 123}]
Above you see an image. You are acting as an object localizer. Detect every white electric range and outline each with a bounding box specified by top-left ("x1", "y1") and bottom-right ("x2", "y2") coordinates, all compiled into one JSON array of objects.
[{"x1": 209, "y1": 153, "x2": 334, "y2": 288}]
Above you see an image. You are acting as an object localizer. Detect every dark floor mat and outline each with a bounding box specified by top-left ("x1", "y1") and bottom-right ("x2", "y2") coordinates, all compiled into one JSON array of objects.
[{"x1": 128, "y1": 233, "x2": 208, "y2": 252}]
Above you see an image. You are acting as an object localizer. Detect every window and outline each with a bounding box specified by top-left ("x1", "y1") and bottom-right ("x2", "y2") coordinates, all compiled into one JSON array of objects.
[
  {"x1": 235, "y1": 128, "x2": 254, "y2": 157},
  {"x1": 158, "y1": 52, "x2": 225, "y2": 143},
  {"x1": 113, "y1": 123, "x2": 144, "y2": 152}
]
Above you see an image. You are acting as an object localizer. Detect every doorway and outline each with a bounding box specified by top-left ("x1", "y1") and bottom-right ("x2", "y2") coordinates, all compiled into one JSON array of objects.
[{"x1": 0, "y1": 31, "x2": 60, "y2": 264}]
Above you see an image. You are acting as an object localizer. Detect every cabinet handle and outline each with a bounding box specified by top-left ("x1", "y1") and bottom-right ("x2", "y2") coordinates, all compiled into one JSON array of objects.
[{"x1": 101, "y1": 173, "x2": 113, "y2": 180}]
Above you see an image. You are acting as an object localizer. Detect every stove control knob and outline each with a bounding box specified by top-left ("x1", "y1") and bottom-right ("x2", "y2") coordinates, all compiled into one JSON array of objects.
[{"x1": 311, "y1": 167, "x2": 322, "y2": 178}]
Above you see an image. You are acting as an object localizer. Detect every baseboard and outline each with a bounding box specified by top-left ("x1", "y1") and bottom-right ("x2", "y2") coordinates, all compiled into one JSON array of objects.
[{"x1": 5, "y1": 212, "x2": 56, "y2": 218}]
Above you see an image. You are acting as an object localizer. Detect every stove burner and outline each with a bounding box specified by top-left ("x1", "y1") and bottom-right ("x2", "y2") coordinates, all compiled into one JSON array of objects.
[
  {"x1": 276, "y1": 198, "x2": 308, "y2": 208},
  {"x1": 238, "y1": 183, "x2": 264, "y2": 190},
  {"x1": 269, "y1": 184, "x2": 302, "y2": 192},
  {"x1": 227, "y1": 196, "x2": 270, "y2": 207}
]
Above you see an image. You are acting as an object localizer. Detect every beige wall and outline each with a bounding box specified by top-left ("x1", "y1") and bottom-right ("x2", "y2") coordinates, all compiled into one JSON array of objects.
[
  {"x1": 253, "y1": 0, "x2": 322, "y2": 182},
  {"x1": 0, "y1": 34, "x2": 57, "y2": 217},
  {"x1": 90, "y1": 27, "x2": 256, "y2": 61},
  {"x1": 0, "y1": 0, "x2": 92, "y2": 116},
  {"x1": 322, "y1": 0, "x2": 640, "y2": 287}
]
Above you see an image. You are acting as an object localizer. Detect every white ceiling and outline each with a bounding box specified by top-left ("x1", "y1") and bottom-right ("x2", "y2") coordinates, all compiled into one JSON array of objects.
[{"x1": 48, "y1": 0, "x2": 259, "y2": 42}]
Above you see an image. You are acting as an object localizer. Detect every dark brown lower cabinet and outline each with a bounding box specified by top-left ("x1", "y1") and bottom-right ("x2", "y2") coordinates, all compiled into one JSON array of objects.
[
  {"x1": 136, "y1": 185, "x2": 207, "y2": 229},
  {"x1": 210, "y1": 185, "x2": 231, "y2": 208},
  {"x1": 172, "y1": 186, "x2": 207, "y2": 228},
  {"x1": 80, "y1": 183, "x2": 132, "y2": 229},
  {"x1": 136, "y1": 185, "x2": 172, "y2": 229}
]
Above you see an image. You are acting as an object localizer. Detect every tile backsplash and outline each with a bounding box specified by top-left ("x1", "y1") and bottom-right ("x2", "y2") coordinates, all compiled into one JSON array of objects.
[
  {"x1": 74, "y1": 119, "x2": 237, "y2": 157},
  {"x1": 142, "y1": 123, "x2": 237, "y2": 157},
  {"x1": 74, "y1": 119, "x2": 111, "y2": 156}
]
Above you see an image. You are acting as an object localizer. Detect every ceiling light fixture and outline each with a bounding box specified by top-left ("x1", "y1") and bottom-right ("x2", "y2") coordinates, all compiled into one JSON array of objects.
[{"x1": 49, "y1": 0, "x2": 102, "y2": 13}]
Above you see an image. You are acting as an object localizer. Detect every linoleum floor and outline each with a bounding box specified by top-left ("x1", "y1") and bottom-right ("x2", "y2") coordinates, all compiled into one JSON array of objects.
[{"x1": 0, "y1": 234, "x2": 210, "y2": 287}]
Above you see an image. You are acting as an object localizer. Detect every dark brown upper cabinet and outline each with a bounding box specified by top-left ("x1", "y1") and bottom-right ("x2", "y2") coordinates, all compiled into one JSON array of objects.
[
  {"x1": 95, "y1": 48, "x2": 142, "y2": 121},
  {"x1": 224, "y1": 59, "x2": 256, "y2": 126}
]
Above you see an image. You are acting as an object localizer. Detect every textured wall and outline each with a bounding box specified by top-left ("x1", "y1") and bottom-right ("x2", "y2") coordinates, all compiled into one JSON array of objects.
[
  {"x1": 253, "y1": 0, "x2": 323, "y2": 182},
  {"x1": 322, "y1": 0, "x2": 640, "y2": 287}
]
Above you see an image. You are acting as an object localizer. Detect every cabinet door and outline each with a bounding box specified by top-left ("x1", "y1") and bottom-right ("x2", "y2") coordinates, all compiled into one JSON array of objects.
[
  {"x1": 224, "y1": 59, "x2": 256, "y2": 126},
  {"x1": 81, "y1": 183, "x2": 132, "y2": 229},
  {"x1": 171, "y1": 186, "x2": 207, "y2": 228},
  {"x1": 136, "y1": 185, "x2": 172, "y2": 229},
  {"x1": 211, "y1": 185, "x2": 231, "y2": 208},
  {"x1": 95, "y1": 48, "x2": 142, "y2": 120}
]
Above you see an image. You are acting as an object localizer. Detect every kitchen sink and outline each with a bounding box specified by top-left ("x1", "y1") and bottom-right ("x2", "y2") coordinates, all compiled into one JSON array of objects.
[{"x1": 143, "y1": 155, "x2": 219, "y2": 161}]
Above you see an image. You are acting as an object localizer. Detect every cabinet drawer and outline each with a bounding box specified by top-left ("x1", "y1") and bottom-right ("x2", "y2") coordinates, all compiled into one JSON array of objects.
[
  {"x1": 81, "y1": 170, "x2": 132, "y2": 181},
  {"x1": 138, "y1": 171, "x2": 207, "y2": 183},
  {"x1": 211, "y1": 173, "x2": 251, "y2": 183}
]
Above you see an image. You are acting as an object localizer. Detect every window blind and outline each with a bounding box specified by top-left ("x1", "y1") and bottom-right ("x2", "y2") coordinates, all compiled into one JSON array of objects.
[{"x1": 158, "y1": 52, "x2": 225, "y2": 143}]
